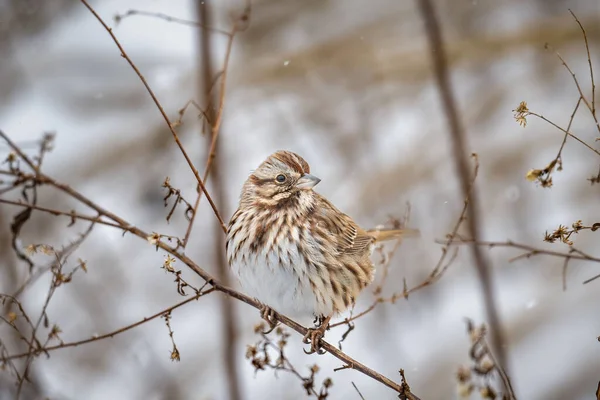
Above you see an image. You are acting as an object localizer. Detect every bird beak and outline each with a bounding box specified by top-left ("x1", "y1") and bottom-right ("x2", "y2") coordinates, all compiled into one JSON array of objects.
[{"x1": 295, "y1": 173, "x2": 321, "y2": 189}]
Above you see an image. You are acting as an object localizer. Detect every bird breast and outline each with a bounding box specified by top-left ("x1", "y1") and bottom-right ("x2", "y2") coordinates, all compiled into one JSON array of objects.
[{"x1": 226, "y1": 207, "x2": 338, "y2": 320}]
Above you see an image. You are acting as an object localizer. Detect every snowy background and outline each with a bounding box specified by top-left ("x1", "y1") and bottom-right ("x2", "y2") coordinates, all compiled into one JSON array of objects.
[{"x1": 1, "y1": 0, "x2": 600, "y2": 399}]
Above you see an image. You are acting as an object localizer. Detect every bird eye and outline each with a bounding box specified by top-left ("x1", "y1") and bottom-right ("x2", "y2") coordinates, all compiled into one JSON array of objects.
[{"x1": 276, "y1": 174, "x2": 286, "y2": 183}]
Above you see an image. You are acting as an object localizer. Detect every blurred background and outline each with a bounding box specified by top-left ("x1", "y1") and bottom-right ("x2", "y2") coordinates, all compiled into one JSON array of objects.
[{"x1": 1, "y1": 0, "x2": 600, "y2": 399}]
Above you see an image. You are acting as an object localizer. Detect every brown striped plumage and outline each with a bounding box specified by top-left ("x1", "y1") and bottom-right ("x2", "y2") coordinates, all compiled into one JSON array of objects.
[{"x1": 226, "y1": 151, "x2": 417, "y2": 330}]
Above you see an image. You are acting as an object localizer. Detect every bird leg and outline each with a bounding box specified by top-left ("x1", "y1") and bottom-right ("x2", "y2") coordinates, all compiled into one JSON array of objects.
[
  {"x1": 257, "y1": 302, "x2": 279, "y2": 334},
  {"x1": 303, "y1": 315, "x2": 331, "y2": 355}
]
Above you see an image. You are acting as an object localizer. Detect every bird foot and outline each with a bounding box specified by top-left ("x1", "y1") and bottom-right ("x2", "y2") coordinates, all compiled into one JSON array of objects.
[
  {"x1": 258, "y1": 302, "x2": 279, "y2": 334},
  {"x1": 302, "y1": 316, "x2": 331, "y2": 355}
]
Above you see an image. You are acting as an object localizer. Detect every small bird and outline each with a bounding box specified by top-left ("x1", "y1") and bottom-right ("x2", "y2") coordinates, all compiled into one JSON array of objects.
[{"x1": 226, "y1": 150, "x2": 417, "y2": 353}]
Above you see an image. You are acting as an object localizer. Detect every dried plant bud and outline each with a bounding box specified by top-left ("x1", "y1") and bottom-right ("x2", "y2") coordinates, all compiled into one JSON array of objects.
[
  {"x1": 543, "y1": 231, "x2": 556, "y2": 243},
  {"x1": 40, "y1": 244, "x2": 55, "y2": 255},
  {"x1": 245, "y1": 345, "x2": 257, "y2": 359},
  {"x1": 277, "y1": 338, "x2": 287, "y2": 349},
  {"x1": 48, "y1": 324, "x2": 63, "y2": 342},
  {"x1": 24, "y1": 243, "x2": 56, "y2": 256},
  {"x1": 480, "y1": 385, "x2": 497, "y2": 399},
  {"x1": 163, "y1": 255, "x2": 176, "y2": 273},
  {"x1": 457, "y1": 383, "x2": 474, "y2": 398},
  {"x1": 7, "y1": 311, "x2": 17, "y2": 324},
  {"x1": 468, "y1": 324, "x2": 486, "y2": 344},
  {"x1": 78, "y1": 258, "x2": 88, "y2": 273},
  {"x1": 540, "y1": 176, "x2": 553, "y2": 188},
  {"x1": 254, "y1": 322, "x2": 266, "y2": 334},
  {"x1": 25, "y1": 244, "x2": 37, "y2": 256},
  {"x1": 162, "y1": 312, "x2": 180, "y2": 362},
  {"x1": 525, "y1": 169, "x2": 542, "y2": 182},
  {"x1": 147, "y1": 232, "x2": 160, "y2": 245},
  {"x1": 456, "y1": 365, "x2": 471, "y2": 383},
  {"x1": 475, "y1": 358, "x2": 495, "y2": 375},
  {"x1": 513, "y1": 101, "x2": 530, "y2": 127},
  {"x1": 170, "y1": 348, "x2": 181, "y2": 362},
  {"x1": 4, "y1": 152, "x2": 18, "y2": 171}
]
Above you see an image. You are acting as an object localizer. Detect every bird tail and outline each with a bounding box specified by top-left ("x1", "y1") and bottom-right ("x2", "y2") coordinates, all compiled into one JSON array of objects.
[{"x1": 367, "y1": 228, "x2": 420, "y2": 242}]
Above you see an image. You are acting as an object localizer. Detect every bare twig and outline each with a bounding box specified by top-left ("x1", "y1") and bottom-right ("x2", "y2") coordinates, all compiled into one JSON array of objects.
[
  {"x1": 246, "y1": 327, "x2": 332, "y2": 398},
  {"x1": 114, "y1": 9, "x2": 230, "y2": 35},
  {"x1": 463, "y1": 320, "x2": 517, "y2": 399},
  {"x1": 352, "y1": 382, "x2": 366, "y2": 400},
  {"x1": 453, "y1": 238, "x2": 600, "y2": 287},
  {"x1": 79, "y1": 0, "x2": 227, "y2": 232},
  {"x1": 10, "y1": 222, "x2": 95, "y2": 299},
  {"x1": 568, "y1": 10, "x2": 595, "y2": 120},
  {"x1": 182, "y1": 3, "x2": 250, "y2": 247},
  {"x1": 546, "y1": 11, "x2": 598, "y2": 135},
  {"x1": 16, "y1": 247, "x2": 82, "y2": 398},
  {"x1": 195, "y1": 3, "x2": 240, "y2": 400},
  {"x1": 528, "y1": 110, "x2": 600, "y2": 156},
  {"x1": 0, "y1": 198, "x2": 126, "y2": 230},
  {"x1": 454, "y1": 239, "x2": 600, "y2": 264},
  {"x1": 3, "y1": 289, "x2": 214, "y2": 360},
  {"x1": 416, "y1": 0, "x2": 506, "y2": 367},
  {"x1": 330, "y1": 155, "x2": 479, "y2": 330}
]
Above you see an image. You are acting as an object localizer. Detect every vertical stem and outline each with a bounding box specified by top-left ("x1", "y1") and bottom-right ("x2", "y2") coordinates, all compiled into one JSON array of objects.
[
  {"x1": 415, "y1": 0, "x2": 508, "y2": 369},
  {"x1": 196, "y1": 2, "x2": 240, "y2": 400}
]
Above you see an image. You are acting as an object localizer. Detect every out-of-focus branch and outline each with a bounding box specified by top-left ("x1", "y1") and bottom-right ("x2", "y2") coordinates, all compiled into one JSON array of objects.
[
  {"x1": 416, "y1": 0, "x2": 507, "y2": 369},
  {"x1": 182, "y1": 3, "x2": 249, "y2": 247},
  {"x1": 239, "y1": 13, "x2": 600, "y2": 88},
  {"x1": 196, "y1": 2, "x2": 240, "y2": 400}
]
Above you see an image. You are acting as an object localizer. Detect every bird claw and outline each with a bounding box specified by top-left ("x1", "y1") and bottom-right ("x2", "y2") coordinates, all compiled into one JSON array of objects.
[
  {"x1": 302, "y1": 316, "x2": 331, "y2": 355},
  {"x1": 258, "y1": 302, "x2": 278, "y2": 334},
  {"x1": 302, "y1": 328, "x2": 327, "y2": 355}
]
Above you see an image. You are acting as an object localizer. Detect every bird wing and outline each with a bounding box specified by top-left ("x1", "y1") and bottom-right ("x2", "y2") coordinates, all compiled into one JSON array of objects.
[{"x1": 313, "y1": 194, "x2": 374, "y2": 257}]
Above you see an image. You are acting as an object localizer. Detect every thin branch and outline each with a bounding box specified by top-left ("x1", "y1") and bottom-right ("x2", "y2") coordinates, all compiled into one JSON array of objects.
[
  {"x1": 3, "y1": 289, "x2": 214, "y2": 360},
  {"x1": 527, "y1": 111, "x2": 600, "y2": 156},
  {"x1": 10, "y1": 222, "x2": 95, "y2": 300},
  {"x1": 416, "y1": 0, "x2": 506, "y2": 367},
  {"x1": 352, "y1": 382, "x2": 366, "y2": 400},
  {"x1": 17, "y1": 249, "x2": 68, "y2": 398},
  {"x1": 545, "y1": 12, "x2": 599, "y2": 135},
  {"x1": 554, "y1": 96, "x2": 583, "y2": 166},
  {"x1": 454, "y1": 239, "x2": 600, "y2": 264},
  {"x1": 195, "y1": 3, "x2": 240, "y2": 400},
  {"x1": 0, "y1": 198, "x2": 126, "y2": 231},
  {"x1": 330, "y1": 155, "x2": 478, "y2": 329},
  {"x1": 79, "y1": 0, "x2": 227, "y2": 233},
  {"x1": 182, "y1": 4, "x2": 250, "y2": 247},
  {"x1": 114, "y1": 9, "x2": 230, "y2": 35},
  {"x1": 0, "y1": 134, "x2": 38, "y2": 173},
  {"x1": 568, "y1": 10, "x2": 595, "y2": 123}
]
